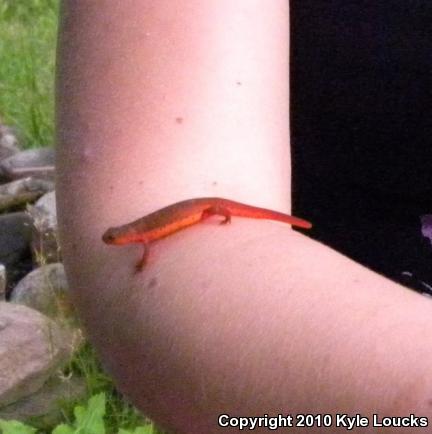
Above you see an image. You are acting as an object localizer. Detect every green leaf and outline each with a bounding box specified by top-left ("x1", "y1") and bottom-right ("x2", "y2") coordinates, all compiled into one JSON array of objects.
[
  {"x1": 0, "y1": 419, "x2": 36, "y2": 434},
  {"x1": 118, "y1": 426, "x2": 154, "y2": 434},
  {"x1": 52, "y1": 424, "x2": 75, "y2": 434},
  {"x1": 73, "y1": 393, "x2": 106, "y2": 434}
]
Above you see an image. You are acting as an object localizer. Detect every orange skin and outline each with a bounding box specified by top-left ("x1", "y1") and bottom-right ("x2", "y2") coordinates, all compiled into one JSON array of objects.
[{"x1": 102, "y1": 197, "x2": 312, "y2": 272}]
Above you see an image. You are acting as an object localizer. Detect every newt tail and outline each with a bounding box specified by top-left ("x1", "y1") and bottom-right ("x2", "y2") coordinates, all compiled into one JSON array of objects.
[{"x1": 102, "y1": 197, "x2": 312, "y2": 272}]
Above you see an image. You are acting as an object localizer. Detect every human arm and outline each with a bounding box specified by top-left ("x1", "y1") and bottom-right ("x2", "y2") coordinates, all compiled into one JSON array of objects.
[{"x1": 56, "y1": 1, "x2": 432, "y2": 433}]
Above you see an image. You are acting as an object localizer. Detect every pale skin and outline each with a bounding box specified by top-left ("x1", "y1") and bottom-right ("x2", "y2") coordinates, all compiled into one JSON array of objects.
[{"x1": 56, "y1": 1, "x2": 432, "y2": 433}]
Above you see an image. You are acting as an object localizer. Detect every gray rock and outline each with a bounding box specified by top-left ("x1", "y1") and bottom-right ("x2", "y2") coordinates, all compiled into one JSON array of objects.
[
  {"x1": 0, "y1": 212, "x2": 32, "y2": 268},
  {"x1": 0, "y1": 375, "x2": 87, "y2": 430},
  {"x1": 0, "y1": 212, "x2": 34, "y2": 292},
  {"x1": 0, "y1": 148, "x2": 55, "y2": 181},
  {"x1": 33, "y1": 191, "x2": 57, "y2": 227},
  {"x1": 0, "y1": 264, "x2": 5, "y2": 301},
  {"x1": 0, "y1": 177, "x2": 54, "y2": 212},
  {"x1": 0, "y1": 303, "x2": 72, "y2": 407},
  {"x1": 10, "y1": 263, "x2": 70, "y2": 320},
  {"x1": 0, "y1": 177, "x2": 53, "y2": 196},
  {"x1": 0, "y1": 123, "x2": 20, "y2": 162},
  {"x1": 28, "y1": 191, "x2": 60, "y2": 264}
]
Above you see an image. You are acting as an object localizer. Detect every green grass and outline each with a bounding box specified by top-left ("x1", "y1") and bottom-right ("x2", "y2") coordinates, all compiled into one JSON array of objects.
[
  {"x1": 0, "y1": 2, "x2": 164, "y2": 433},
  {"x1": 0, "y1": 0, "x2": 58, "y2": 148},
  {"x1": 60, "y1": 342, "x2": 157, "y2": 434}
]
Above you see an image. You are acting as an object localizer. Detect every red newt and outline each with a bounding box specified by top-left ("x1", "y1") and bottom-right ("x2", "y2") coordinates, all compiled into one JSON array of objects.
[{"x1": 102, "y1": 197, "x2": 312, "y2": 271}]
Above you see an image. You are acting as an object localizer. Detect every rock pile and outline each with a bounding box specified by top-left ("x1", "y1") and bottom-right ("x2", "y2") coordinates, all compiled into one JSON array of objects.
[{"x1": 0, "y1": 120, "x2": 85, "y2": 429}]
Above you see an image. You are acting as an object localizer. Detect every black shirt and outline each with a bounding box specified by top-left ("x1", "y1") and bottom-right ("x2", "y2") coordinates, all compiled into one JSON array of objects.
[{"x1": 291, "y1": 1, "x2": 432, "y2": 293}]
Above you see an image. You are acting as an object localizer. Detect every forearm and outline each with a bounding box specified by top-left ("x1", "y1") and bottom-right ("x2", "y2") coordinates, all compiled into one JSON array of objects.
[
  {"x1": 58, "y1": 218, "x2": 432, "y2": 433},
  {"x1": 56, "y1": 1, "x2": 432, "y2": 433}
]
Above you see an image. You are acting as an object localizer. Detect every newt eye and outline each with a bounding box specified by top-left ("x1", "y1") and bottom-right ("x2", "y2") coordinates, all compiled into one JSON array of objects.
[{"x1": 102, "y1": 231, "x2": 116, "y2": 244}]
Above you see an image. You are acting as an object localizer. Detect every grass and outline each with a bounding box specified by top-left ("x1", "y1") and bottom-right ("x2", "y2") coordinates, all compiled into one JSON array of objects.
[
  {"x1": 0, "y1": 0, "x2": 58, "y2": 148},
  {"x1": 0, "y1": 1, "x2": 164, "y2": 433},
  {"x1": 60, "y1": 342, "x2": 156, "y2": 434}
]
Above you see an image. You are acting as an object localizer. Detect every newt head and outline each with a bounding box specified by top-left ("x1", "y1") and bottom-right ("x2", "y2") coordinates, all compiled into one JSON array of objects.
[
  {"x1": 102, "y1": 227, "x2": 121, "y2": 245},
  {"x1": 102, "y1": 225, "x2": 139, "y2": 245}
]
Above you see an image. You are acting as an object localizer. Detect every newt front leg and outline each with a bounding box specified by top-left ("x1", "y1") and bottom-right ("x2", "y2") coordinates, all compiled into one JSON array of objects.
[{"x1": 135, "y1": 243, "x2": 150, "y2": 273}]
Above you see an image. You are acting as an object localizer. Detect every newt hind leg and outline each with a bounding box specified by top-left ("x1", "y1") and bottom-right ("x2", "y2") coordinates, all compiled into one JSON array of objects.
[{"x1": 201, "y1": 205, "x2": 231, "y2": 224}]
